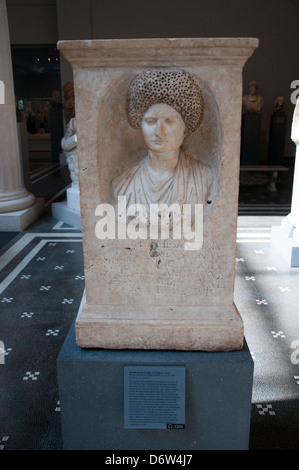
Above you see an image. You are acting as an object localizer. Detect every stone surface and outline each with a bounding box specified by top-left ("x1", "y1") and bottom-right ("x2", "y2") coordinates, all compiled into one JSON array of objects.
[
  {"x1": 66, "y1": 185, "x2": 80, "y2": 212},
  {"x1": 76, "y1": 293, "x2": 243, "y2": 351},
  {"x1": 58, "y1": 37, "x2": 259, "y2": 351},
  {"x1": 0, "y1": 197, "x2": 45, "y2": 231}
]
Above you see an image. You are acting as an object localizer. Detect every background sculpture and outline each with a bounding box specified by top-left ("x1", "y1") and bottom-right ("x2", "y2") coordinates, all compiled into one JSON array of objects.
[
  {"x1": 241, "y1": 79, "x2": 263, "y2": 164},
  {"x1": 269, "y1": 95, "x2": 286, "y2": 165},
  {"x1": 242, "y1": 80, "x2": 264, "y2": 113},
  {"x1": 61, "y1": 116, "x2": 78, "y2": 187},
  {"x1": 62, "y1": 82, "x2": 75, "y2": 124},
  {"x1": 274, "y1": 95, "x2": 285, "y2": 112}
]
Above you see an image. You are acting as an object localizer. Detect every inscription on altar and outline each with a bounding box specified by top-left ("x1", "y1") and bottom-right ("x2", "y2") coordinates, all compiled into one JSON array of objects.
[{"x1": 88, "y1": 237, "x2": 228, "y2": 305}]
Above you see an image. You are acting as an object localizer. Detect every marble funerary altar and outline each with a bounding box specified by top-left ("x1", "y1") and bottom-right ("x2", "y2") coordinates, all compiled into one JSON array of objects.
[{"x1": 58, "y1": 38, "x2": 258, "y2": 351}]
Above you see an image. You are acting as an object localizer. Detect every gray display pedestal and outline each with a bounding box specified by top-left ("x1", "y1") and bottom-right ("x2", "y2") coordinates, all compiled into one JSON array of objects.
[
  {"x1": 269, "y1": 111, "x2": 287, "y2": 165},
  {"x1": 241, "y1": 113, "x2": 261, "y2": 165},
  {"x1": 57, "y1": 322, "x2": 253, "y2": 450},
  {"x1": 52, "y1": 200, "x2": 81, "y2": 230}
]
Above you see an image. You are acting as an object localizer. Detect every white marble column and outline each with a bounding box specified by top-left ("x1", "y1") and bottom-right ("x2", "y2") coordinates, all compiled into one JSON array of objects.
[
  {"x1": 272, "y1": 98, "x2": 299, "y2": 266},
  {"x1": 0, "y1": 0, "x2": 44, "y2": 229}
]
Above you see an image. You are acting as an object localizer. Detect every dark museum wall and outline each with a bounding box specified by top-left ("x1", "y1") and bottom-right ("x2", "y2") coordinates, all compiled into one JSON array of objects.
[{"x1": 6, "y1": 0, "x2": 299, "y2": 160}]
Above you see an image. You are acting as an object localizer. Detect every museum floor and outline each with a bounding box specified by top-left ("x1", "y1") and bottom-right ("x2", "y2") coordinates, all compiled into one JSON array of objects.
[{"x1": 0, "y1": 157, "x2": 299, "y2": 451}]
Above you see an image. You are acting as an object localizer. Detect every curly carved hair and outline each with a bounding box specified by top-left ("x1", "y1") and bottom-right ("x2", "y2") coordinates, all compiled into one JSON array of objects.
[{"x1": 127, "y1": 69, "x2": 204, "y2": 135}]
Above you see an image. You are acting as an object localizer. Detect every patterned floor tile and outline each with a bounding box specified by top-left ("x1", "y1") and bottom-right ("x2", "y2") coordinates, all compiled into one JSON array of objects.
[{"x1": 1, "y1": 208, "x2": 299, "y2": 449}]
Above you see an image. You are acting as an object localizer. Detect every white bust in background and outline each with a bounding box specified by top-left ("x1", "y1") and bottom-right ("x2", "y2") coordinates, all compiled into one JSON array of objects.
[
  {"x1": 61, "y1": 116, "x2": 78, "y2": 185},
  {"x1": 291, "y1": 98, "x2": 299, "y2": 144}
]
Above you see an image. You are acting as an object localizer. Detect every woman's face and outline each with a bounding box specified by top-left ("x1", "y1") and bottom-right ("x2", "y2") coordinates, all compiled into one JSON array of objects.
[{"x1": 141, "y1": 103, "x2": 185, "y2": 154}]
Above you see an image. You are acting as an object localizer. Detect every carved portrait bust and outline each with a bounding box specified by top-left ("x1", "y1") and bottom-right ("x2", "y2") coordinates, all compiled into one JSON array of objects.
[
  {"x1": 111, "y1": 70, "x2": 215, "y2": 218},
  {"x1": 242, "y1": 80, "x2": 264, "y2": 114},
  {"x1": 274, "y1": 95, "x2": 285, "y2": 112}
]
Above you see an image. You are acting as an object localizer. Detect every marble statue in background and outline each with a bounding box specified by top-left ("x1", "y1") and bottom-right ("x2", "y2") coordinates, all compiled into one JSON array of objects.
[
  {"x1": 61, "y1": 116, "x2": 80, "y2": 212},
  {"x1": 274, "y1": 95, "x2": 285, "y2": 112},
  {"x1": 61, "y1": 116, "x2": 78, "y2": 184},
  {"x1": 112, "y1": 70, "x2": 214, "y2": 219},
  {"x1": 242, "y1": 80, "x2": 264, "y2": 113}
]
